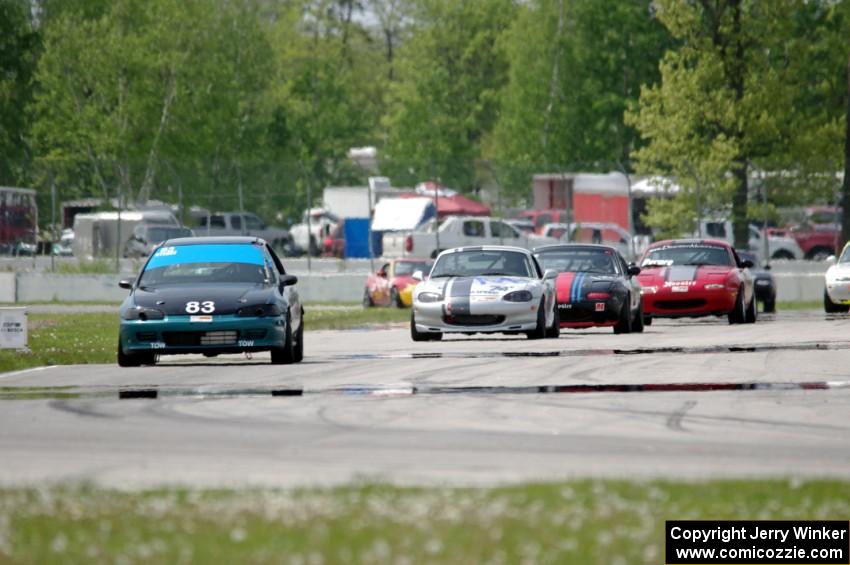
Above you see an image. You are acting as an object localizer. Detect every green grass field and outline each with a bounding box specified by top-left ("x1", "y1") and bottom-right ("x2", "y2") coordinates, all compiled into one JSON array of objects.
[
  {"x1": 0, "y1": 308, "x2": 411, "y2": 374},
  {"x1": 1, "y1": 480, "x2": 847, "y2": 564}
]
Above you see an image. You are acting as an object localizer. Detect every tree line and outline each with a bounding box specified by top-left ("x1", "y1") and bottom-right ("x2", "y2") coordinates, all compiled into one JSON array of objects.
[{"x1": 1, "y1": 0, "x2": 848, "y2": 245}]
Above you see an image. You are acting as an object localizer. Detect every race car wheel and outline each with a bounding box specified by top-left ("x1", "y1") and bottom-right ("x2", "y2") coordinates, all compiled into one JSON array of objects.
[
  {"x1": 293, "y1": 315, "x2": 304, "y2": 363},
  {"x1": 632, "y1": 301, "x2": 645, "y2": 333},
  {"x1": 362, "y1": 288, "x2": 374, "y2": 308},
  {"x1": 117, "y1": 341, "x2": 155, "y2": 367},
  {"x1": 271, "y1": 320, "x2": 295, "y2": 364},
  {"x1": 411, "y1": 312, "x2": 434, "y2": 341},
  {"x1": 728, "y1": 287, "x2": 746, "y2": 324},
  {"x1": 745, "y1": 293, "x2": 757, "y2": 324},
  {"x1": 643, "y1": 315, "x2": 652, "y2": 326},
  {"x1": 613, "y1": 300, "x2": 632, "y2": 334},
  {"x1": 824, "y1": 289, "x2": 850, "y2": 313},
  {"x1": 545, "y1": 303, "x2": 560, "y2": 339},
  {"x1": 391, "y1": 287, "x2": 404, "y2": 308},
  {"x1": 526, "y1": 299, "x2": 547, "y2": 340},
  {"x1": 763, "y1": 298, "x2": 776, "y2": 313}
]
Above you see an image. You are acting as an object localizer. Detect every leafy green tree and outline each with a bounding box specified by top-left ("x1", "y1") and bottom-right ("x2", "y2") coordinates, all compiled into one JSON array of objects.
[
  {"x1": 628, "y1": 0, "x2": 848, "y2": 245},
  {"x1": 492, "y1": 0, "x2": 672, "y2": 201},
  {"x1": 0, "y1": 0, "x2": 39, "y2": 185},
  {"x1": 380, "y1": 0, "x2": 516, "y2": 192}
]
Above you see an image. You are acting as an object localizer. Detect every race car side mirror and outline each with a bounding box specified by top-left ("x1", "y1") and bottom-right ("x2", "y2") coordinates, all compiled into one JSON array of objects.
[
  {"x1": 279, "y1": 274, "x2": 298, "y2": 288},
  {"x1": 412, "y1": 270, "x2": 424, "y2": 281},
  {"x1": 118, "y1": 278, "x2": 135, "y2": 289},
  {"x1": 739, "y1": 259, "x2": 754, "y2": 269},
  {"x1": 627, "y1": 265, "x2": 641, "y2": 277},
  {"x1": 826, "y1": 255, "x2": 836, "y2": 265},
  {"x1": 543, "y1": 269, "x2": 558, "y2": 280}
]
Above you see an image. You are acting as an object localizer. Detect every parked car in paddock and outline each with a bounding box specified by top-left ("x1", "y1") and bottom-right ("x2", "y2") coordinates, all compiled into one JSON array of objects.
[
  {"x1": 637, "y1": 239, "x2": 756, "y2": 325},
  {"x1": 410, "y1": 246, "x2": 560, "y2": 341},
  {"x1": 363, "y1": 258, "x2": 433, "y2": 308},
  {"x1": 534, "y1": 244, "x2": 643, "y2": 333},
  {"x1": 123, "y1": 224, "x2": 195, "y2": 258},
  {"x1": 736, "y1": 250, "x2": 777, "y2": 313},
  {"x1": 117, "y1": 236, "x2": 304, "y2": 366},
  {"x1": 823, "y1": 242, "x2": 850, "y2": 313}
]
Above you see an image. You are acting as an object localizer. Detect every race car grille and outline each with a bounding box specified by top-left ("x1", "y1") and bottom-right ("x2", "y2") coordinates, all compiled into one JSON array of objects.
[
  {"x1": 163, "y1": 331, "x2": 238, "y2": 347},
  {"x1": 242, "y1": 329, "x2": 267, "y2": 340},
  {"x1": 135, "y1": 331, "x2": 158, "y2": 342},
  {"x1": 200, "y1": 331, "x2": 238, "y2": 345},
  {"x1": 443, "y1": 314, "x2": 505, "y2": 326},
  {"x1": 655, "y1": 299, "x2": 707, "y2": 310}
]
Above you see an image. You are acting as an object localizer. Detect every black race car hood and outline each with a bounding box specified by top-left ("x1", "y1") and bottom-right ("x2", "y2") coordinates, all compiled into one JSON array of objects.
[
  {"x1": 131, "y1": 284, "x2": 275, "y2": 315},
  {"x1": 555, "y1": 272, "x2": 619, "y2": 303}
]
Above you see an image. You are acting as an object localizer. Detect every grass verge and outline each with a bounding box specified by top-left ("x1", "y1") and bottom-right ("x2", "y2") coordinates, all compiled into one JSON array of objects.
[
  {"x1": 775, "y1": 300, "x2": 821, "y2": 311},
  {"x1": 1, "y1": 480, "x2": 847, "y2": 564},
  {"x1": 0, "y1": 308, "x2": 409, "y2": 373}
]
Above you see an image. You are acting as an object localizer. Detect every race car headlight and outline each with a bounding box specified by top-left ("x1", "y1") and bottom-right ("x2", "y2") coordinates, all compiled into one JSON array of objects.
[
  {"x1": 417, "y1": 292, "x2": 443, "y2": 303},
  {"x1": 640, "y1": 286, "x2": 657, "y2": 295},
  {"x1": 237, "y1": 304, "x2": 282, "y2": 317},
  {"x1": 503, "y1": 290, "x2": 533, "y2": 302},
  {"x1": 704, "y1": 283, "x2": 725, "y2": 290},
  {"x1": 122, "y1": 307, "x2": 165, "y2": 321},
  {"x1": 755, "y1": 279, "x2": 771, "y2": 286}
]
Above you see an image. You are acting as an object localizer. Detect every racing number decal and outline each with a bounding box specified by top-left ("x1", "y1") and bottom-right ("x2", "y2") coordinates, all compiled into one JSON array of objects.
[{"x1": 185, "y1": 301, "x2": 215, "y2": 314}]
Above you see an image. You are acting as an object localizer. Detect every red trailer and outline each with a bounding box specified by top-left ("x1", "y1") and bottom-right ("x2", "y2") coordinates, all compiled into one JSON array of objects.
[{"x1": 531, "y1": 173, "x2": 630, "y2": 233}]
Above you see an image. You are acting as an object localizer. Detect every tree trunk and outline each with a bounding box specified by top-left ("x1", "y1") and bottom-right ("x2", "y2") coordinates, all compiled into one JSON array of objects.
[
  {"x1": 541, "y1": 0, "x2": 566, "y2": 153},
  {"x1": 841, "y1": 50, "x2": 850, "y2": 249},
  {"x1": 730, "y1": 0, "x2": 749, "y2": 249}
]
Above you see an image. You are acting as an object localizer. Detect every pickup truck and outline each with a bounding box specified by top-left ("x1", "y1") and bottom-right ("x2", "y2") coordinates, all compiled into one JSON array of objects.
[
  {"x1": 194, "y1": 212, "x2": 298, "y2": 255},
  {"x1": 699, "y1": 220, "x2": 803, "y2": 261},
  {"x1": 403, "y1": 216, "x2": 557, "y2": 258},
  {"x1": 289, "y1": 208, "x2": 339, "y2": 256}
]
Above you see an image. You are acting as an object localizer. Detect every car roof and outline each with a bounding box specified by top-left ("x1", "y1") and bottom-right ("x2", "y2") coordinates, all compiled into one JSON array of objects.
[
  {"x1": 162, "y1": 236, "x2": 266, "y2": 246},
  {"x1": 533, "y1": 243, "x2": 619, "y2": 254}
]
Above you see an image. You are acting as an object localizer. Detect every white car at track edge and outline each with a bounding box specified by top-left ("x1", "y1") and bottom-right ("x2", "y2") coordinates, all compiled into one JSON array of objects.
[{"x1": 410, "y1": 246, "x2": 560, "y2": 341}]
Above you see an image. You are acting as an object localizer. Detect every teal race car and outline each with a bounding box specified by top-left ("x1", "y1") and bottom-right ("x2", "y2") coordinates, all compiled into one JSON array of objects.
[{"x1": 117, "y1": 236, "x2": 303, "y2": 366}]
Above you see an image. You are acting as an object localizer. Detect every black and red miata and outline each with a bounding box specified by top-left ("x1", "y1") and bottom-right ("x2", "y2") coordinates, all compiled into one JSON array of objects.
[{"x1": 533, "y1": 244, "x2": 644, "y2": 334}]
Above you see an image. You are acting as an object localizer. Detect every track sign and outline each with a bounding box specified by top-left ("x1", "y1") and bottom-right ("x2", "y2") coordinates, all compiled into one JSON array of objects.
[{"x1": 0, "y1": 307, "x2": 27, "y2": 349}]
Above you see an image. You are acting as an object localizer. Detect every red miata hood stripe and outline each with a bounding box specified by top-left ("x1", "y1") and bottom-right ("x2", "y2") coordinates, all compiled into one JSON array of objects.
[{"x1": 556, "y1": 273, "x2": 576, "y2": 304}]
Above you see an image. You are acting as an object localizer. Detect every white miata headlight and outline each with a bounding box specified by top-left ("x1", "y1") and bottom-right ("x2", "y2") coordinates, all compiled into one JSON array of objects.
[
  {"x1": 417, "y1": 292, "x2": 443, "y2": 303},
  {"x1": 503, "y1": 290, "x2": 533, "y2": 302}
]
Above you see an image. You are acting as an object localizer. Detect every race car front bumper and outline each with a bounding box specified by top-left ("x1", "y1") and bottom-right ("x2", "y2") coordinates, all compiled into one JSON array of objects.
[
  {"x1": 413, "y1": 300, "x2": 540, "y2": 333},
  {"x1": 557, "y1": 298, "x2": 622, "y2": 327},
  {"x1": 642, "y1": 288, "x2": 737, "y2": 318},
  {"x1": 119, "y1": 314, "x2": 287, "y2": 355},
  {"x1": 825, "y1": 280, "x2": 850, "y2": 304}
]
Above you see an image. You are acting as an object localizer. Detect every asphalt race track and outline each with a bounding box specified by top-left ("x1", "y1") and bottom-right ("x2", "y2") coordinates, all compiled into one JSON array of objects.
[{"x1": 1, "y1": 310, "x2": 850, "y2": 488}]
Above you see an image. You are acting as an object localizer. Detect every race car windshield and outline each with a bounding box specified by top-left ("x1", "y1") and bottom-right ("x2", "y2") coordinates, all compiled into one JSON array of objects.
[
  {"x1": 641, "y1": 245, "x2": 732, "y2": 268},
  {"x1": 138, "y1": 244, "x2": 269, "y2": 287},
  {"x1": 537, "y1": 248, "x2": 616, "y2": 274},
  {"x1": 430, "y1": 250, "x2": 532, "y2": 278},
  {"x1": 839, "y1": 246, "x2": 850, "y2": 263},
  {"x1": 394, "y1": 261, "x2": 431, "y2": 276}
]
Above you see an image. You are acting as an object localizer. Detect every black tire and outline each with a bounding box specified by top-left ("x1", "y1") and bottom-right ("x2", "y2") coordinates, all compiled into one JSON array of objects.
[
  {"x1": 292, "y1": 315, "x2": 304, "y2": 363},
  {"x1": 745, "y1": 292, "x2": 757, "y2": 323},
  {"x1": 763, "y1": 297, "x2": 776, "y2": 313},
  {"x1": 362, "y1": 288, "x2": 374, "y2": 308},
  {"x1": 613, "y1": 298, "x2": 632, "y2": 334},
  {"x1": 771, "y1": 250, "x2": 794, "y2": 260},
  {"x1": 643, "y1": 315, "x2": 652, "y2": 326},
  {"x1": 117, "y1": 341, "x2": 155, "y2": 367},
  {"x1": 411, "y1": 312, "x2": 431, "y2": 342},
  {"x1": 526, "y1": 299, "x2": 547, "y2": 340},
  {"x1": 308, "y1": 236, "x2": 319, "y2": 257},
  {"x1": 271, "y1": 320, "x2": 295, "y2": 364},
  {"x1": 824, "y1": 289, "x2": 850, "y2": 313},
  {"x1": 545, "y1": 303, "x2": 560, "y2": 338},
  {"x1": 728, "y1": 287, "x2": 746, "y2": 324},
  {"x1": 632, "y1": 301, "x2": 644, "y2": 333},
  {"x1": 391, "y1": 287, "x2": 405, "y2": 308}
]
